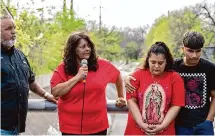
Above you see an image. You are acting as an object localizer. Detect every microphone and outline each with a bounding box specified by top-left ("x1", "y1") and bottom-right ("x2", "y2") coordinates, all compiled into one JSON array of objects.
[
  {"x1": 81, "y1": 59, "x2": 88, "y2": 83},
  {"x1": 80, "y1": 59, "x2": 88, "y2": 134}
]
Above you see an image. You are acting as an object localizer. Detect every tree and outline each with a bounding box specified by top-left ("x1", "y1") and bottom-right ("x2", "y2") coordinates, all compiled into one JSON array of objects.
[
  {"x1": 145, "y1": 16, "x2": 175, "y2": 55},
  {"x1": 168, "y1": 8, "x2": 203, "y2": 57},
  {"x1": 145, "y1": 3, "x2": 215, "y2": 59},
  {"x1": 120, "y1": 26, "x2": 148, "y2": 62},
  {"x1": 193, "y1": 1, "x2": 215, "y2": 45},
  {"x1": 124, "y1": 42, "x2": 139, "y2": 63},
  {"x1": 4, "y1": 0, "x2": 85, "y2": 74},
  {"x1": 85, "y1": 21, "x2": 123, "y2": 61}
]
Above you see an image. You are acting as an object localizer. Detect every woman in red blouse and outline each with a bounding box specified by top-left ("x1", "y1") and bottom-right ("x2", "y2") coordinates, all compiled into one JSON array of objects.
[
  {"x1": 125, "y1": 42, "x2": 185, "y2": 135},
  {"x1": 50, "y1": 32, "x2": 126, "y2": 135}
]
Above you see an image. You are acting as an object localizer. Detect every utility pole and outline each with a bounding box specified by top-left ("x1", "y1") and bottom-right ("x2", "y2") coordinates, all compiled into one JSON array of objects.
[
  {"x1": 7, "y1": 0, "x2": 10, "y2": 7},
  {"x1": 99, "y1": 0, "x2": 102, "y2": 33},
  {"x1": 70, "y1": 0, "x2": 73, "y2": 11},
  {"x1": 63, "y1": 0, "x2": 66, "y2": 12}
]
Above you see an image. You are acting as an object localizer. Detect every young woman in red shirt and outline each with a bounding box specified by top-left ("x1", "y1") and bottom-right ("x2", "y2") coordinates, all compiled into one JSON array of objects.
[{"x1": 125, "y1": 42, "x2": 185, "y2": 135}]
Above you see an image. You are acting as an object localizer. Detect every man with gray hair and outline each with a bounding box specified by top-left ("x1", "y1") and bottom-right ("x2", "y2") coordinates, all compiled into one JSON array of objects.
[
  {"x1": 125, "y1": 31, "x2": 215, "y2": 135},
  {"x1": 1, "y1": 6, "x2": 57, "y2": 135}
]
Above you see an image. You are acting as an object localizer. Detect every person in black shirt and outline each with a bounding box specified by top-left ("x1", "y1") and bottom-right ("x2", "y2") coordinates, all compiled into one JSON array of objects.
[
  {"x1": 125, "y1": 31, "x2": 215, "y2": 135},
  {"x1": 173, "y1": 31, "x2": 215, "y2": 135},
  {"x1": 1, "y1": 9, "x2": 57, "y2": 135}
]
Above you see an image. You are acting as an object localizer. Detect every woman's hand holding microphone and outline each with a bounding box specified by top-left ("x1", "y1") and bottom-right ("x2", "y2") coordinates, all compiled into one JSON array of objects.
[{"x1": 76, "y1": 65, "x2": 88, "y2": 82}]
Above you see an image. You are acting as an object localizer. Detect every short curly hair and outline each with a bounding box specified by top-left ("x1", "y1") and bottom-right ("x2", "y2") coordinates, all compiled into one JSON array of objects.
[{"x1": 182, "y1": 31, "x2": 205, "y2": 49}]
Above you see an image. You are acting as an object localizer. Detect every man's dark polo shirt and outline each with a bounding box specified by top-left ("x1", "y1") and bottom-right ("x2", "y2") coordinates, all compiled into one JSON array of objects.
[{"x1": 1, "y1": 47, "x2": 35, "y2": 132}]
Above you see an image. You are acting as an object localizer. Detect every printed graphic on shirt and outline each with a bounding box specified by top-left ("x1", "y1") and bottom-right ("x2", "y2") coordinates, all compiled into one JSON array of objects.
[
  {"x1": 180, "y1": 73, "x2": 207, "y2": 109},
  {"x1": 142, "y1": 84, "x2": 166, "y2": 124}
]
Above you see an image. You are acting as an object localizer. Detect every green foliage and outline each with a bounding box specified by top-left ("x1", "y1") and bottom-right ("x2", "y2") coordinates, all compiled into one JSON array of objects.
[
  {"x1": 145, "y1": 16, "x2": 173, "y2": 47},
  {"x1": 124, "y1": 42, "x2": 139, "y2": 60},
  {"x1": 145, "y1": 16, "x2": 178, "y2": 56},
  {"x1": 8, "y1": 3, "x2": 85, "y2": 75},
  {"x1": 40, "y1": 10, "x2": 85, "y2": 73},
  {"x1": 87, "y1": 25, "x2": 123, "y2": 61},
  {"x1": 5, "y1": 0, "x2": 214, "y2": 75},
  {"x1": 145, "y1": 6, "x2": 215, "y2": 59},
  {"x1": 15, "y1": 19, "x2": 33, "y2": 55}
]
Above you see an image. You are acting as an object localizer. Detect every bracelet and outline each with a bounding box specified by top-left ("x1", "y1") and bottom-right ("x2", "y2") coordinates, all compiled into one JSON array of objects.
[{"x1": 43, "y1": 92, "x2": 49, "y2": 98}]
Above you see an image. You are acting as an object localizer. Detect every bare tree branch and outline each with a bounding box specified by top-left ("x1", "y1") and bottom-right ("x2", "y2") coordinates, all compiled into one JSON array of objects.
[{"x1": 201, "y1": 4, "x2": 215, "y2": 26}]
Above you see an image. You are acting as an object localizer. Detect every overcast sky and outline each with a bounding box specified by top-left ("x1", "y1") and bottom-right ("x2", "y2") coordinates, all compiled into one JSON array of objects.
[
  {"x1": 8, "y1": 0, "x2": 215, "y2": 28},
  {"x1": 73, "y1": 0, "x2": 215, "y2": 28}
]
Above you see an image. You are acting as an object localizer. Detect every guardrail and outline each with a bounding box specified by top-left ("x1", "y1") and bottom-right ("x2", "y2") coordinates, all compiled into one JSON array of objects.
[{"x1": 28, "y1": 99, "x2": 128, "y2": 113}]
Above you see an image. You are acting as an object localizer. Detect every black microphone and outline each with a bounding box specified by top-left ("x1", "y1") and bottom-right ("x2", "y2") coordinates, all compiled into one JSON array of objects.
[{"x1": 81, "y1": 59, "x2": 88, "y2": 83}]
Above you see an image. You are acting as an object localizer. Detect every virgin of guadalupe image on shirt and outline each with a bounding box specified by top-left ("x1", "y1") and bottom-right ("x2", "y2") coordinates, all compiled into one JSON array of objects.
[{"x1": 142, "y1": 84, "x2": 166, "y2": 124}]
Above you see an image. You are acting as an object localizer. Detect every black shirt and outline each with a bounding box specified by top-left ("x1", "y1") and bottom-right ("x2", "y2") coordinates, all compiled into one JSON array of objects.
[
  {"x1": 174, "y1": 58, "x2": 215, "y2": 127},
  {"x1": 1, "y1": 47, "x2": 35, "y2": 132}
]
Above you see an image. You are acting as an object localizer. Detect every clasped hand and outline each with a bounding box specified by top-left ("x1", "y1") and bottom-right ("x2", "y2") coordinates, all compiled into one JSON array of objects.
[
  {"x1": 139, "y1": 122, "x2": 165, "y2": 135},
  {"x1": 115, "y1": 97, "x2": 126, "y2": 108}
]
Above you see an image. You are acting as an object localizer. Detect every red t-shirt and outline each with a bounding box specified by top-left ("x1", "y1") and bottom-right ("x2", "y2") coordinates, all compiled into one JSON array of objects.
[
  {"x1": 125, "y1": 69, "x2": 185, "y2": 135},
  {"x1": 50, "y1": 58, "x2": 120, "y2": 134}
]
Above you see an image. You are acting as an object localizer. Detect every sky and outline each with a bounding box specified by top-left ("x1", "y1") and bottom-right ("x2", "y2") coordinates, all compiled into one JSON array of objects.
[
  {"x1": 73, "y1": 0, "x2": 215, "y2": 28},
  {"x1": 7, "y1": 0, "x2": 215, "y2": 28}
]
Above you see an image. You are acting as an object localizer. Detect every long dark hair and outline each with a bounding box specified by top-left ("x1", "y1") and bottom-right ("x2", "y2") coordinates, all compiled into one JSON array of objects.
[
  {"x1": 143, "y1": 41, "x2": 173, "y2": 71},
  {"x1": 63, "y1": 32, "x2": 98, "y2": 76}
]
